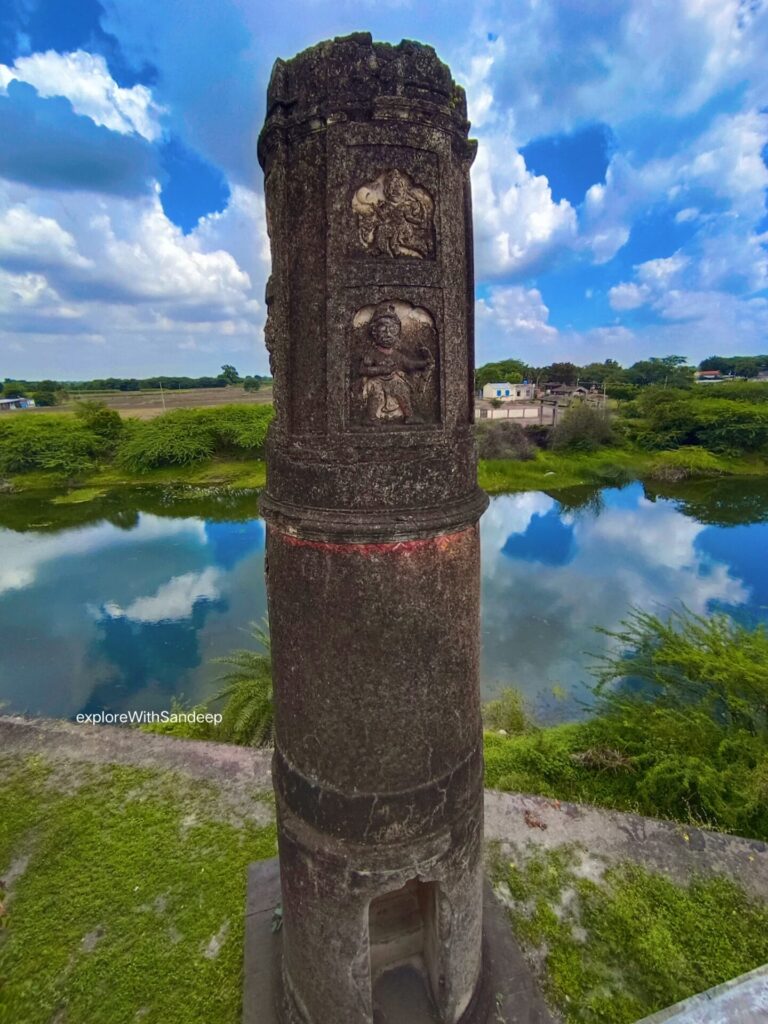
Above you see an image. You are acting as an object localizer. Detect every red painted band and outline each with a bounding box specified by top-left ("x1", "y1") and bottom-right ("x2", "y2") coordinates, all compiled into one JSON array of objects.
[{"x1": 270, "y1": 526, "x2": 474, "y2": 556}]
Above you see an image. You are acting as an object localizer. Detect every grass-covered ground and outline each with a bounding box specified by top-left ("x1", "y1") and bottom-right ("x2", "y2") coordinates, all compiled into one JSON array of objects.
[
  {"x1": 2, "y1": 746, "x2": 766, "y2": 1024},
  {"x1": 6, "y1": 446, "x2": 767, "y2": 498},
  {"x1": 0, "y1": 754, "x2": 276, "y2": 1024},
  {"x1": 7, "y1": 457, "x2": 267, "y2": 494},
  {"x1": 490, "y1": 844, "x2": 768, "y2": 1024}
]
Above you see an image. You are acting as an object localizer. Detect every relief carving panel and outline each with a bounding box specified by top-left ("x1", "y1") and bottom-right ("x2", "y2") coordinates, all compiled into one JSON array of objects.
[
  {"x1": 352, "y1": 170, "x2": 435, "y2": 259},
  {"x1": 350, "y1": 300, "x2": 440, "y2": 427}
]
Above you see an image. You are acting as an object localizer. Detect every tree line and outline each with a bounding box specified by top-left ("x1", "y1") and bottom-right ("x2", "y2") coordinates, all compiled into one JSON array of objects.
[
  {"x1": 0, "y1": 365, "x2": 271, "y2": 406},
  {"x1": 476, "y1": 353, "x2": 768, "y2": 392}
]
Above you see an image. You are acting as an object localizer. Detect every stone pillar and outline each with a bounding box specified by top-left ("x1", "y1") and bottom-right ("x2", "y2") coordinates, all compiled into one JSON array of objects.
[{"x1": 258, "y1": 33, "x2": 488, "y2": 1024}]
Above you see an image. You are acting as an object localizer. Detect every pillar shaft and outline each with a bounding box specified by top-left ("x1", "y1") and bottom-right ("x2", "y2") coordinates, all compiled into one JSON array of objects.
[{"x1": 259, "y1": 33, "x2": 488, "y2": 1023}]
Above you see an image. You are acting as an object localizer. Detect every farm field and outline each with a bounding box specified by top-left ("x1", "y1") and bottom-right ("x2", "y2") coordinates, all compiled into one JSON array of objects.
[{"x1": 29, "y1": 385, "x2": 273, "y2": 419}]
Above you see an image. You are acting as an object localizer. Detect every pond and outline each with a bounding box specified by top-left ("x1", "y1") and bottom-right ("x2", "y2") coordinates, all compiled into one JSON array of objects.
[{"x1": 1, "y1": 478, "x2": 767, "y2": 723}]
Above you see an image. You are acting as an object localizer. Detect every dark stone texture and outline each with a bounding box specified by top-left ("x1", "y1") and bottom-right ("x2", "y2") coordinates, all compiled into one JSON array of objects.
[
  {"x1": 257, "y1": 32, "x2": 488, "y2": 1023},
  {"x1": 243, "y1": 860, "x2": 557, "y2": 1024}
]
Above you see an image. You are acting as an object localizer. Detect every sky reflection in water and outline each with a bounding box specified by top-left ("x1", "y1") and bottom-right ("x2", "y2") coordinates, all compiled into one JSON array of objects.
[{"x1": 0, "y1": 482, "x2": 766, "y2": 722}]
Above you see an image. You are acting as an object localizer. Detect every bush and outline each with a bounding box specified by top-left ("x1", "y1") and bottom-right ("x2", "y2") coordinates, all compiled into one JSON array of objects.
[
  {"x1": 485, "y1": 608, "x2": 768, "y2": 839},
  {"x1": 628, "y1": 387, "x2": 768, "y2": 454},
  {"x1": 475, "y1": 420, "x2": 536, "y2": 460},
  {"x1": 0, "y1": 415, "x2": 107, "y2": 476},
  {"x1": 551, "y1": 404, "x2": 616, "y2": 452},
  {"x1": 483, "y1": 688, "x2": 530, "y2": 734},
  {"x1": 116, "y1": 405, "x2": 273, "y2": 471},
  {"x1": 117, "y1": 411, "x2": 216, "y2": 471},
  {"x1": 647, "y1": 447, "x2": 724, "y2": 482}
]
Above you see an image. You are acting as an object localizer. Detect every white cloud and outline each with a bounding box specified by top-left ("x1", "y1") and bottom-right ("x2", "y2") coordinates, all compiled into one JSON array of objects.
[
  {"x1": 0, "y1": 179, "x2": 271, "y2": 375},
  {"x1": 103, "y1": 567, "x2": 223, "y2": 623},
  {"x1": 608, "y1": 282, "x2": 650, "y2": 311},
  {"x1": 0, "y1": 205, "x2": 91, "y2": 271},
  {"x1": 0, "y1": 515, "x2": 206, "y2": 597},
  {"x1": 0, "y1": 50, "x2": 164, "y2": 140},
  {"x1": 472, "y1": 144, "x2": 577, "y2": 278},
  {"x1": 675, "y1": 207, "x2": 700, "y2": 223},
  {"x1": 476, "y1": 285, "x2": 557, "y2": 361}
]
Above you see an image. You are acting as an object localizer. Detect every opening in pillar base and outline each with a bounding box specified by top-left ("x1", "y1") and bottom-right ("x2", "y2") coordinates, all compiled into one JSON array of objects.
[{"x1": 242, "y1": 859, "x2": 556, "y2": 1024}]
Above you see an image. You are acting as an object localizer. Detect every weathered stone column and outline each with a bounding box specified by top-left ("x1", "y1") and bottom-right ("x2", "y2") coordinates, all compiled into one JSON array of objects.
[{"x1": 258, "y1": 33, "x2": 488, "y2": 1023}]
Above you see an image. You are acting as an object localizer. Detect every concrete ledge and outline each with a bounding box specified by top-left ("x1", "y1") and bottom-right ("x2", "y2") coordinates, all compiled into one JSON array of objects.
[
  {"x1": 633, "y1": 964, "x2": 768, "y2": 1023},
  {"x1": 3, "y1": 716, "x2": 767, "y2": 900},
  {"x1": 0, "y1": 714, "x2": 272, "y2": 790},
  {"x1": 485, "y1": 790, "x2": 768, "y2": 900}
]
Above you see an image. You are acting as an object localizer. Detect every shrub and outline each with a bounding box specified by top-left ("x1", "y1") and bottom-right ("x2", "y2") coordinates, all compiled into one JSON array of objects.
[
  {"x1": 483, "y1": 687, "x2": 530, "y2": 734},
  {"x1": 627, "y1": 387, "x2": 768, "y2": 454},
  {"x1": 117, "y1": 411, "x2": 216, "y2": 471},
  {"x1": 647, "y1": 447, "x2": 724, "y2": 482},
  {"x1": 213, "y1": 622, "x2": 273, "y2": 747},
  {"x1": 485, "y1": 608, "x2": 768, "y2": 839},
  {"x1": 116, "y1": 405, "x2": 273, "y2": 472},
  {"x1": 475, "y1": 420, "x2": 536, "y2": 460},
  {"x1": 73, "y1": 400, "x2": 124, "y2": 445},
  {"x1": 551, "y1": 404, "x2": 616, "y2": 452},
  {"x1": 0, "y1": 415, "x2": 106, "y2": 476}
]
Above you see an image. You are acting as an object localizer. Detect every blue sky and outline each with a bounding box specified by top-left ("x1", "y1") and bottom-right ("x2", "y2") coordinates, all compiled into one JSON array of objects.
[{"x1": 0, "y1": 0, "x2": 766, "y2": 378}]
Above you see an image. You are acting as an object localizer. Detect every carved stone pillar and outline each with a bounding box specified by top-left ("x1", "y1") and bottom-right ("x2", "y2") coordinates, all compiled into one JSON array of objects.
[{"x1": 258, "y1": 32, "x2": 488, "y2": 1023}]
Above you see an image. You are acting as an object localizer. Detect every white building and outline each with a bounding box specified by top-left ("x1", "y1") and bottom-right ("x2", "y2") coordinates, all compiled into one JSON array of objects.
[{"x1": 481, "y1": 381, "x2": 536, "y2": 401}]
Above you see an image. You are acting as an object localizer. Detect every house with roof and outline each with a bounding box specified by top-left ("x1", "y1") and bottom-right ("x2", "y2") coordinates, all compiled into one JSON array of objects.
[
  {"x1": 0, "y1": 397, "x2": 35, "y2": 411},
  {"x1": 481, "y1": 381, "x2": 536, "y2": 402}
]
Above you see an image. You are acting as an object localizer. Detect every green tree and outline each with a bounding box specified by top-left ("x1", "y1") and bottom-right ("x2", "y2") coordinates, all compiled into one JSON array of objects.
[
  {"x1": 544, "y1": 361, "x2": 580, "y2": 385},
  {"x1": 475, "y1": 359, "x2": 528, "y2": 389},
  {"x1": 626, "y1": 356, "x2": 693, "y2": 388},
  {"x1": 30, "y1": 390, "x2": 57, "y2": 406},
  {"x1": 219, "y1": 364, "x2": 240, "y2": 385},
  {"x1": 243, "y1": 375, "x2": 262, "y2": 392}
]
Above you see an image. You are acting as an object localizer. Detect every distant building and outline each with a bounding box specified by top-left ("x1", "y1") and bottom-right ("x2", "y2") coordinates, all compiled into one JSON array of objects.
[
  {"x1": 0, "y1": 397, "x2": 36, "y2": 411},
  {"x1": 475, "y1": 399, "x2": 558, "y2": 425},
  {"x1": 481, "y1": 381, "x2": 536, "y2": 401},
  {"x1": 695, "y1": 370, "x2": 723, "y2": 382}
]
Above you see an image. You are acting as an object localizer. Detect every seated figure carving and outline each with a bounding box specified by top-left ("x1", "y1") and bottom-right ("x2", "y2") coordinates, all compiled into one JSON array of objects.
[{"x1": 358, "y1": 302, "x2": 435, "y2": 424}]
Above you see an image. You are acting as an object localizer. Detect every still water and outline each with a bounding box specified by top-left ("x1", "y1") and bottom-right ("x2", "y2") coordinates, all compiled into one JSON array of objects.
[{"x1": 1, "y1": 479, "x2": 766, "y2": 722}]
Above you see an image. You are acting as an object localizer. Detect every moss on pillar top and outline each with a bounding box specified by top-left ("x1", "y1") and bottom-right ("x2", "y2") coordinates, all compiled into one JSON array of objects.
[{"x1": 262, "y1": 32, "x2": 468, "y2": 128}]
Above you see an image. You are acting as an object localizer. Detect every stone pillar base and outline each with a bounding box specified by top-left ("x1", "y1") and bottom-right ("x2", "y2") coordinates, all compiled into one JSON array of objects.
[{"x1": 243, "y1": 859, "x2": 555, "y2": 1024}]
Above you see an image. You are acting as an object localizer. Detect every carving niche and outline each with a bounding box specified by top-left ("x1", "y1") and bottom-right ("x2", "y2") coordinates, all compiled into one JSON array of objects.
[
  {"x1": 351, "y1": 170, "x2": 435, "y2": 259},
  {"x1": 350, "y1": 300, "x2": 439, "y2": 427}
]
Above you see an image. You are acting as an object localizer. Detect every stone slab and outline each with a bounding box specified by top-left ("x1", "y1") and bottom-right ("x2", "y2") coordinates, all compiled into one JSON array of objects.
[
  {"x1": 243, "y1": 859, "x2": 282, "y2": 1024},
  {"x1": 243, "y1": 858, "x2": 556, "y2": 1024},
  {"x1": 633, "y1": 964, "x2": 768, "y2": 1023}
]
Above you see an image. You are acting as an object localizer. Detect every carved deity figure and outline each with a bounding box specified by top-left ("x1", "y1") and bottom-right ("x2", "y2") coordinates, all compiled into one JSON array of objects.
[
  {"x1": 359, "y1": 302, "x2": 434, "y2": 423},
  {"x1": 352, "y1": 169, "x2": 434, "y2": 259}
]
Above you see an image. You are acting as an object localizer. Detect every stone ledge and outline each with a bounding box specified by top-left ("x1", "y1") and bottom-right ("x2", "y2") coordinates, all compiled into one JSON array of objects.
[{"x1": 2, "y1": 716, "x2": 766, "y2": 899}]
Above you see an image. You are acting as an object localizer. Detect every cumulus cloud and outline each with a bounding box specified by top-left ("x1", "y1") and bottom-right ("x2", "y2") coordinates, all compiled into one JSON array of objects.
[
  {"x1": 0, "y1": 81, "x2": 158, "y2": 195},
  {"x1": 0, "y1": 204, "x2": 91, "y2": 272},
  {"x1": 0, "y1": 180, "x2": 271, "y2": 375},
  {"x1": 472, "y1": 144, "x2": 577, "y2": 279},
  {"x1": 464, "y1": 0, "x2": 768, "y2": 142},
  {"x1": 0, "y1": 515, "x2": 206, "y2": 597},
  {"x1": 0, "y1": 50, "x2": 164, "y2": 140},
  {"x1": 476, "y1": 285, "x2": 557, "y2": 362},
  {"x1": 102, "y1": 567, "x2": 223, "y2": 623}
]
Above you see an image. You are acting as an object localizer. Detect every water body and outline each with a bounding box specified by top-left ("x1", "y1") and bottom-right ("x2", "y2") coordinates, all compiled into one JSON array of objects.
[{"x1": 0, "y1": 479, "x2": 766, "y2": 723}]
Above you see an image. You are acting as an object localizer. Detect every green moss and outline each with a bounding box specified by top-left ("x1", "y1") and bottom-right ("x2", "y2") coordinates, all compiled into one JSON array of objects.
[
  {"x1": 491, "y1": 846, "x2": 768, "y2": 1024},
  {"x1": 0, "y1": 755, "x2": 276, "y2": 1024},
  {"x1": 50, "y1": 487, "x2": 108, "y2": 504}
]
